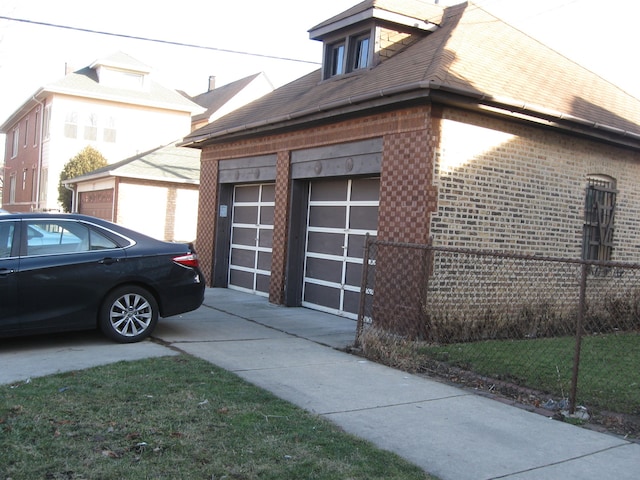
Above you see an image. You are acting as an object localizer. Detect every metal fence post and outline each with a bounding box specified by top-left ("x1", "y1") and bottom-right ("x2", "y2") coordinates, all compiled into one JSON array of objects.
[
  {"x1": 355, "y1": 233, "x2": 371, "y2": 348},
  {"x1": 569, "y1": 262, "x2": 588, "y2": 414}
]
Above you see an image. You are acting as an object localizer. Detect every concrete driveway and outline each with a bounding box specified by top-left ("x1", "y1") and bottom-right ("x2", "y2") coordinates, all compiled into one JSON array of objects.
[{"x1": 0, "y1": 328, "x2": 177, "y2": 385}]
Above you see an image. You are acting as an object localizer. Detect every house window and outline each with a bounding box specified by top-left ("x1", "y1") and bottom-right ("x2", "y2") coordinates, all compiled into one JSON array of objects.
[
  {"x1": 64, "y1": 111, "x2": 78, "y2": 139},
  {"x1": 24, "y1": 118, "x2": 29, "y2": 147},
  {"x1": 31, "y1": 167, "x2": 37, "y2": 202},
  {"x1": 11, "y1": 128, "x2": 19, "y2": 158},
  {"x1": 329, "y1": 42, "x2": 345, "y2": 76},
  {"x1": 103, "y1": 116, "x2": 116, "y2": 143},
  {"x1": 40, "y1": 168, "x2": 48, "y2": 204},
  {"x1": 9, "y1": 173, "x2": 16, "y2": 203},
  {"x1": 582, "y1": 176, "x2": 616, "y2": 261},
  {"x1": 351, "y1": 34, "x2": 370, "y2": 70},
  {"x1": 84, "y1": 113, "x2": 98, "y2": 141},
  {"x1": 22, "y1": 169, "x2": 28, "y2": 190},
  {"x1": 34, "y1": 110, "x2": 39, "y2": 146},
  {"x1": 325, "y1": 31, "x2": 372, "y2": 79},
  {"x1": 43, "y1": 105, "x2": 51, "y2": 140}
]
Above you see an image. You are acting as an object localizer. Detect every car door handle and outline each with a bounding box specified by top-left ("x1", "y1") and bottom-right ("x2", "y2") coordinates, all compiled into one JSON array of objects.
[
  {"x1": 98, "y1": 257, "x2": 120, "y2": 265},
  {"x1": 0, "y1": 267, "x2": 15, "y2": 276}
]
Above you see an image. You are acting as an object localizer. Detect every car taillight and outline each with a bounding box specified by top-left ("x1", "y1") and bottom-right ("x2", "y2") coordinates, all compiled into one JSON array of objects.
[{"x1": 173, "y1": 253, "x2": 199, "y2": 268}]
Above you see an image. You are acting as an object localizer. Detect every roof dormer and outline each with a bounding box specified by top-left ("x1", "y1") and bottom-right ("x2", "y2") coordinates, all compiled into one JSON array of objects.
[
  {"x1": 309, "y1": 0, "x2": 444, "y2": 80},
  {"x1": 90, "y1": 51, "x2": 152, "y2": 91}
]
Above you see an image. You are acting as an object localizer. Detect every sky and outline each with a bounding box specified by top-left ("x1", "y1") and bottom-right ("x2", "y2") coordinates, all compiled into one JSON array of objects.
[{"x1": 0, "y1": 0, "x2": 638, "y2": 145}]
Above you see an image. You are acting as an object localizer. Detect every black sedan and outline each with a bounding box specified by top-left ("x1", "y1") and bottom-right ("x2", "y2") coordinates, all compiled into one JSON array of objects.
[{"x1": 0, "y1": 213, "x2": 205, "y2": 343}]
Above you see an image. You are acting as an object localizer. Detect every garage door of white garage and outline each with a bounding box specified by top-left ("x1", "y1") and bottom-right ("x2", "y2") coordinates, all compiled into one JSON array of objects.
[
  {"x1": 303, "y1": 177, "x2": 379, "y2": 318},
  {"x1": 228, "y1": 184, "x2": 275, "y2": 296}
]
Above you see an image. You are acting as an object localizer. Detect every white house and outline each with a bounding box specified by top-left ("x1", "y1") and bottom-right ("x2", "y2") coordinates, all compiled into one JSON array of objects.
[{"x1": 0, "y1": 51, "x2": 203, "y2": 212}]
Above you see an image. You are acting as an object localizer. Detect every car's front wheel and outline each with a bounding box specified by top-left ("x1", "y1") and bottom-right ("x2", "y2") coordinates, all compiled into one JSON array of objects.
[{"x1": 99, "y1": 286, "x2": 158, "y2": 343}]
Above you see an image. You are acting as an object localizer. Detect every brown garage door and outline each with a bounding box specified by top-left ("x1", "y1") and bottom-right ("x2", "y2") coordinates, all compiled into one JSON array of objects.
[
  {"x1": 303, "y1": 177, "x2": 379, "y2": 318},
  {"x1": 228, "y1": 183, "x2": 275, "y2": 296},
  {"x1": 78, "y1": 189, "x2": 114, "y2": 221}
]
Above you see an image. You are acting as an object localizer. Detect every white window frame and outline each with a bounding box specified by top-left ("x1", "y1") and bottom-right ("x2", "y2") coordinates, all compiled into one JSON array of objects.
[
  {"x1": 11, "y1": 128, "x2": 19, "y2": 158},
  {"x1": 64, "y1": 111, "x2": 78, "y2": 139},
  {"x1": 43, "y1": 105, "x2": 51, "y2": 140},
  {"x1": 84, "y1": 113, "x2": 98, "y2": 141}
]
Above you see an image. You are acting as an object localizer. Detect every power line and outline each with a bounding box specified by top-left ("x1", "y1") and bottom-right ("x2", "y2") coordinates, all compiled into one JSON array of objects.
[{"x1": 0, "y1": 15, "x2": 321, "y2": 66}]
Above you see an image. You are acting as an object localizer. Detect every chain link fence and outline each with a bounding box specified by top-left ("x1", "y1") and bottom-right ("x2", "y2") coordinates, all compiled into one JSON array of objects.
[{"x1": 356, "y1": 238, "x2": 640, "y2": 437}]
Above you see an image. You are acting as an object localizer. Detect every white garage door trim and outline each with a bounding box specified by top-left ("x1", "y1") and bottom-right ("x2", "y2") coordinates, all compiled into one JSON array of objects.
[
  {"x1": 302, "y1": 178, "x2": 378, "y2": 319},
  {"x1": 228, "y1": 183, "x2": 274, "y2": 297}
]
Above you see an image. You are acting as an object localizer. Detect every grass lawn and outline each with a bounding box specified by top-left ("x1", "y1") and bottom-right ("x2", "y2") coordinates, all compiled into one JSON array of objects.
[
  {"x1": 0, "y1": 354, "x2": 435, "y2": 480},
  {"x1": 420, "y1": 332, "x2": 640, "y2": 415}
]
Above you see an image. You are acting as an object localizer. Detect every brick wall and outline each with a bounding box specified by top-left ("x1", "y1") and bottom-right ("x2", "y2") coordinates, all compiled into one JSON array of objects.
[
  {"x1": 268, "y1": 151, "x2": 292, "y2": 303},
  {"x1": 432, "y1": 108, "x2": 640, "y2": 262},
  {"x1": 196, "y1": 102, "x2": 640, "y2": 318},
  {"x1": 196, "y1": 106, "x2": 433, "y2": 289},
  {"x1": 425, "y1": 108, "x2": 640, "y2": 322},
  {"x1": 195, "y1": 151, "x2": 219, "y2": 285},
  {"x1": 375, "y1": 27, "x2": 421, "y2": 63}
]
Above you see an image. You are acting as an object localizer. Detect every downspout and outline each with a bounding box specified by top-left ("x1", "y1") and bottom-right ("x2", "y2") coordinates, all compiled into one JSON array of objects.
[
  {"x1": 32, "y1": 95, "x2": 45, "y2": 211},
  {"x1": 64, "y1": 183, "x2": 77, "y2": 213}
]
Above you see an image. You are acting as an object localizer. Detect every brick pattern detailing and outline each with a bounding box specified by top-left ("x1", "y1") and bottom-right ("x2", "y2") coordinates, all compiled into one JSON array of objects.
[
  {"x1": 268, "y1": 151, "x2": 292, "y2": 303},
  {"x1": 378, "y1": 128, "x2": 436, "y2": 244},
  {"x1": 196, "y1": 154, "x2": 219, "y2": 286},
  {"x1": 374, "y1": 113, "x2": 436, "y2": 329},
  {"x1": 198, "y1": 107, "x2": 431, "y2": 301},
  {"x1": 199, "y1": 107, "x2": 430, "y2": 162}
]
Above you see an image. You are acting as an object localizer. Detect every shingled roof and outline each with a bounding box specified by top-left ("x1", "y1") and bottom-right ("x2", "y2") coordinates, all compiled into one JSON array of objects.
[
  {"x1": 51, "y1": 52, "x2": 202, "y2": 113},
  {"x1": 64, "y1": 142, "x2": 200, "y2": 185},
  {"x1": 189, "y1": 73, "x2": 263, "y2": 124},
  {"x1": 1, "y1": 52, "x2": 202, "y2": 131},
  {"x1": 182, "y1": 1, "x2": 640, "y2": 149}
]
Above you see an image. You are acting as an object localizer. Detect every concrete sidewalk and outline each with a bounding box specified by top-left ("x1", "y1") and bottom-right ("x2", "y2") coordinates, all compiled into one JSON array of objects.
[
  {"x1": 155, "y1": 288, "x2": 640, "y2": 480},
  {"x1": 3, "y1": 287, "x2": 639, "y2": 479}
]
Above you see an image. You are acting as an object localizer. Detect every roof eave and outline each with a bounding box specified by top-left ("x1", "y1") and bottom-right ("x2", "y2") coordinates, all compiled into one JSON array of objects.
[
  {"x1": 46, "y1": 86, "x2": 205, "y2": 114},
  {"x1": 428, "y1": 84, "x2": 640, "y2": 150},
  {"x1": 61, "y1": 170, "x2": 116, "y2": 184},
  {"x1": 180, "y1": 82, "x2": 640, "y2": 151},
  {"x1": 63, "y1": 170, "x2": 199, "y2": 185},
  {"x1": 0, "y1": 88, "x2": 46, "y2": 133},
  {"x1": 309, "y1": 9, "x2": 438, "y2": 40}
]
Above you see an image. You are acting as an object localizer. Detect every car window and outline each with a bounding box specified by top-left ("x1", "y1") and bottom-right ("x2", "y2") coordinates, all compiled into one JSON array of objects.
[
  {"x1": 0, "y1": 222, "x2": 15, "y2": 258},
  {"x1": 26, "y1": 220, "x2": 87, "y2": 256},
  {"x1": 89, "y1": 228, "x2": 119, "y2": 250}
]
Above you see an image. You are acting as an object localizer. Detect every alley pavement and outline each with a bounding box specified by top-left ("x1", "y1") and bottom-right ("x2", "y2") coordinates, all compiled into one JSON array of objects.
[{"x1": 2, "y1": 288, "x2": 639, "y2": 479}]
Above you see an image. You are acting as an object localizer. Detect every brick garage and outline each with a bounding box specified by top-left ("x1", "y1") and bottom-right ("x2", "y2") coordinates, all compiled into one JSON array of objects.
[{"x1": 182, "y1": 1, "x2": 640, "y2": 321}]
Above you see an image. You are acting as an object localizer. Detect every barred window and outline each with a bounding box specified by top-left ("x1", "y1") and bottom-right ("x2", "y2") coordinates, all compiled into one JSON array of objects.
[{"x1": 582, "y1": 176, "x2": 616, "y2": 261}]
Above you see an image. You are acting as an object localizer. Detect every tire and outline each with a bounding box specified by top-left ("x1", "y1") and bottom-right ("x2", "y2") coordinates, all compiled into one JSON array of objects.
[{"x1": 99, "y1": 286, "x2": 158, "y2": 343}]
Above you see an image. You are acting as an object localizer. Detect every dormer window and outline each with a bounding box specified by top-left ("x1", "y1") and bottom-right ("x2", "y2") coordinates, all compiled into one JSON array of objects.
[
  {"x1": 324, "y1": 31, "x2": 372, "y2": 79},
  {"x1": 309, "y1": 1, "x2": 442, "y2": 82},
  {"x1": 330, "y1": 42, "x2": 346, "y2": 76},
  {"x1": 352, "y1": 34, "x2": 370, "y2": 70},
  {"x1": 90, "y1": 52, "x2": 151, "y2": 91}
]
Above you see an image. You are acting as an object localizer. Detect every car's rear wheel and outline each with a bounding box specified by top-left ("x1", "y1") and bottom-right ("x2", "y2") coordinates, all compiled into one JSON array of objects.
[{"x1": 99, "y1": 286, "x2": 158, "y2": 343}]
